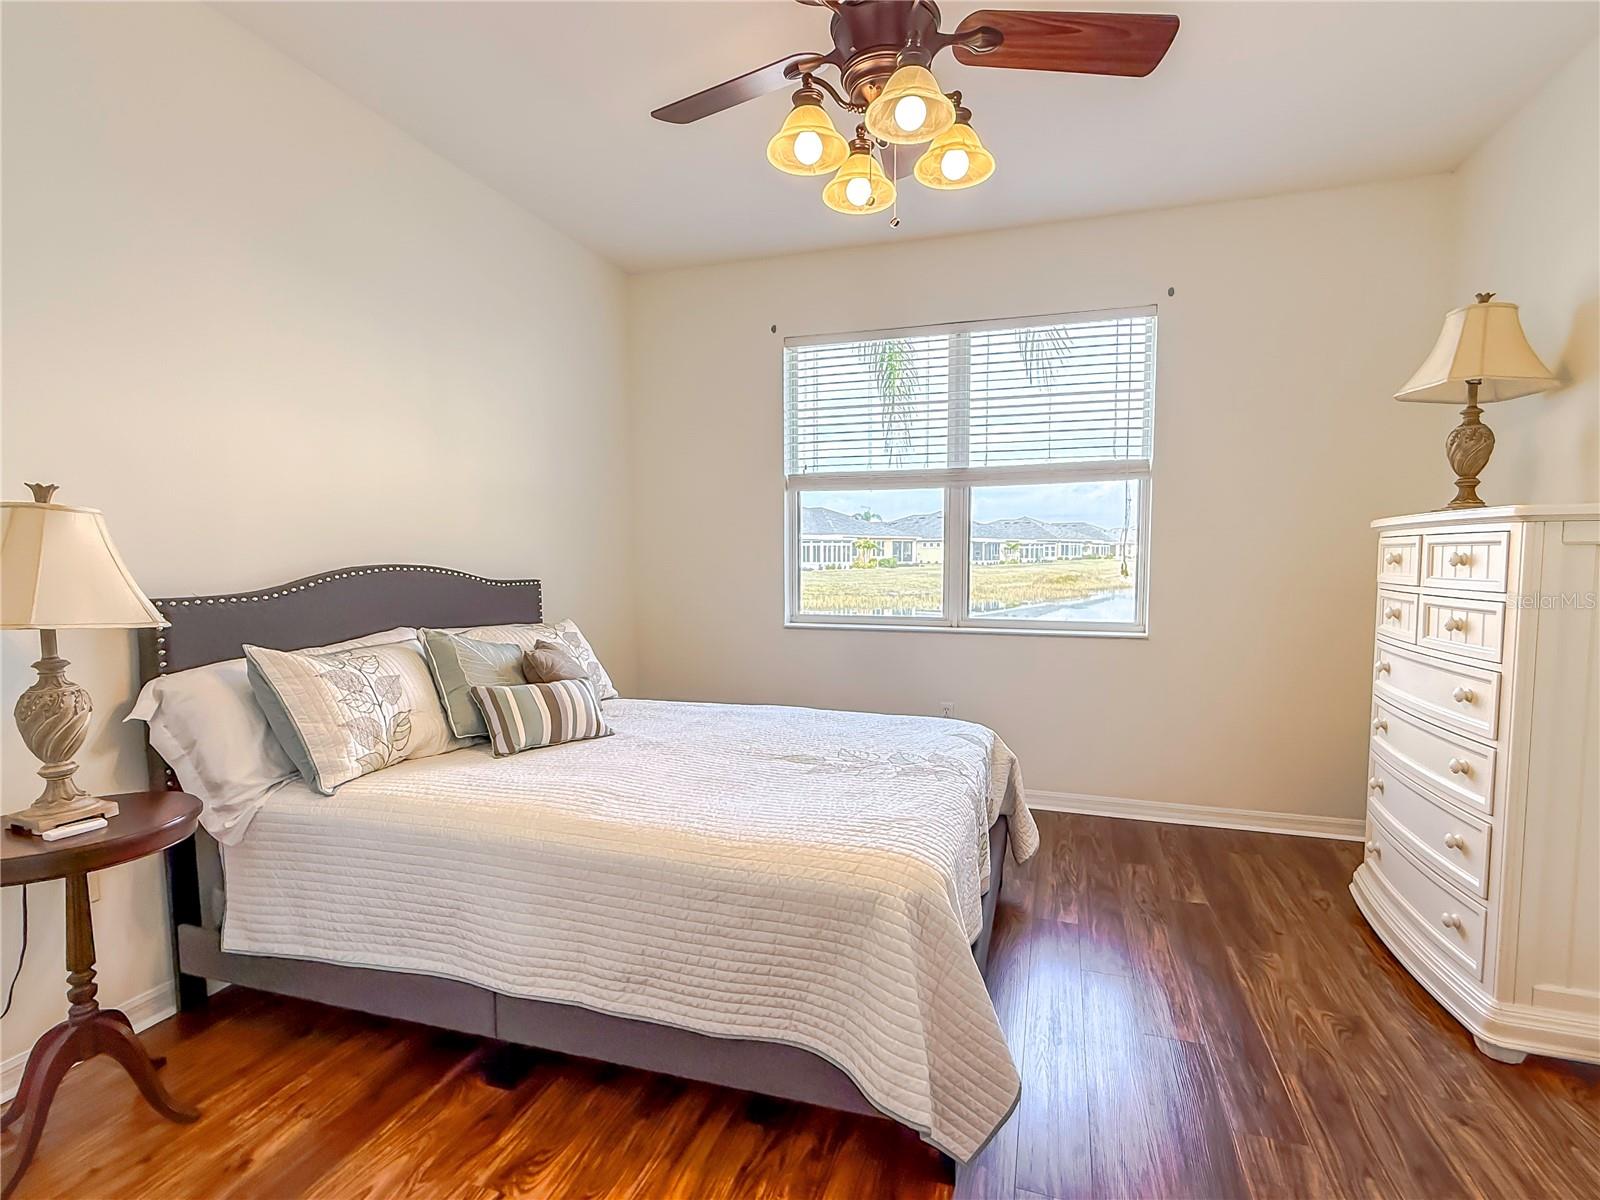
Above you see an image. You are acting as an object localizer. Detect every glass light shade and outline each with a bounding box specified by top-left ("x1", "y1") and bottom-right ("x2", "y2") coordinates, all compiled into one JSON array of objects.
[
  {"x1": 914, "y1": 122, "x2": 996, "y2": 190},
  {"x1": 822, "y1": 149, "x2": 896, "y2": 215},
  {"x1": 864, "y1": 64, "x2": 955, "y2": 145},
  {"x1": 766, "y1": 103, "x2": 849, "y2": 176}
]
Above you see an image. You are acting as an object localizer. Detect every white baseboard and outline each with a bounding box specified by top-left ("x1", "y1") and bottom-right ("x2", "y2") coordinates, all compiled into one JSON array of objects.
[
  {"x1": 2, "y1": 981, "x2": 176, "y2": 1102},
  {"x1": 1027, "y1": 789, "x2": 1365, "y2": 841}
]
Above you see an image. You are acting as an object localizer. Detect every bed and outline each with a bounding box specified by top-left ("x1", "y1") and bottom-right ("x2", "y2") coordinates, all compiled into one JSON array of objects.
[{"x1": 137, "y1": 564, "x2": 1036, "y2": 1162}]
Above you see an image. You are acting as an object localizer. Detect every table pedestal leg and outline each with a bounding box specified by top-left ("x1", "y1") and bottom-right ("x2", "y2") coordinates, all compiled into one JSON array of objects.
[{"x1": 1, "y1": 874, "x2": 198, "y2": 1198}]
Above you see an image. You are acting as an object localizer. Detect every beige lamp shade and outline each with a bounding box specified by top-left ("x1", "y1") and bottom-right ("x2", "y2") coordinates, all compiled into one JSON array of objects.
[
  {"x1": 1, "y1": 493, "x2": 166, "y2": 629},
  {"x1": 1396, "y1": 296, "x2": 1559, "y2": 404}
]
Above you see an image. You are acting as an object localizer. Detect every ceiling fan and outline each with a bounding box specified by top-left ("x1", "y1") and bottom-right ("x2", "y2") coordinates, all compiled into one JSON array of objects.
[{"x1": 652, "y1": 1, "x2": 1179, "y2": 215}]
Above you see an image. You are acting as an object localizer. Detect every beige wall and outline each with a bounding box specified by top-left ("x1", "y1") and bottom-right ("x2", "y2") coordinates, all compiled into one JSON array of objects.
[
  {"x1": 627, "y1": 176, "x2": 1454, "y2": 819},
  {"x1": 0, "y1": 4, "x2": 632, "y2": 1069},
  {"x1": 1450, "y1": 39, "x2": 1599, "y2": 504}
]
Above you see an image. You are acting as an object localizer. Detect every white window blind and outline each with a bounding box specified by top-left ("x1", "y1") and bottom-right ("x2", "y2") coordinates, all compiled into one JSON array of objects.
[{"x1": 785, "y1": 308, "x2": 1155, "y2": 479}]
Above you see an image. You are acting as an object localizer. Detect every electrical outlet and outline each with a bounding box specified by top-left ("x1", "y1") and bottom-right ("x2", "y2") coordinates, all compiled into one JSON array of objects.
[{"x1": 939, "y1": 701, "x2": 955, "y2": 718}]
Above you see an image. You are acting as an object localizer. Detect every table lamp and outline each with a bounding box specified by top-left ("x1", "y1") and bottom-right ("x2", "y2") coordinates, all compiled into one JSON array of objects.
[
  {"x1": 1, "y1": 484, "x2": 167, "y2": 833},
  {"x1": 1395, "y1": 292, "x2": 1559, "y2": 509}
]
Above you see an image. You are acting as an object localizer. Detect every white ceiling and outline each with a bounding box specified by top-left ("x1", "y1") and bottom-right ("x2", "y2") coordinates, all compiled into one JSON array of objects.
[{"x1": 221, "y1": 1, "x2": 1597, "y2": 273}]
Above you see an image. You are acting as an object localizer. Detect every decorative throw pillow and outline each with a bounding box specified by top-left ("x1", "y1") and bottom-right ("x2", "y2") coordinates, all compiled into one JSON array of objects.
[
  {"x1": 460, "y1": 620, "x2": 617, "y2": 701},
  {"x1": 522, "y1": 639, "x2": 589, "y2": 686},
  {"x1": 420, "y1": 628, "x2": 527, "y2": 740},
  {"x1": 128, "y1": 626, "x2": 419, "y2": 841},
  {"x1": 245, "y1": 637, "x2": 464, "y2": 795},
  {"x1": 470, "y1": 679, "x2": 612, "y2": 757}
]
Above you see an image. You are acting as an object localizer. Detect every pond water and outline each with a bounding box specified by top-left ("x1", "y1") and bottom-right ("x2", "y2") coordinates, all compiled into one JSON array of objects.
[{"x1": 980, "y1": 588, "x2": 1135, "y2": 623}]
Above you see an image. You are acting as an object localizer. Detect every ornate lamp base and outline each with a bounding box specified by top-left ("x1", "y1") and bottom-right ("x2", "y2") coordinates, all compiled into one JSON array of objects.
[
  {"x1": 7, "y1": 630, "x2": 119, "y2": 835},
  {"x1": 1443, "y1": 394, "x2": 1495, "y2": 510}
]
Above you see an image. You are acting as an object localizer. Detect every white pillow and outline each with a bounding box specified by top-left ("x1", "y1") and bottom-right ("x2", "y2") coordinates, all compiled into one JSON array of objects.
[
  {"x1": 458, "y1": 620, "x2": 618, "y2": 701},
  {"x1": 127, "y1": 626, "x2": 417, "y2": 843}
]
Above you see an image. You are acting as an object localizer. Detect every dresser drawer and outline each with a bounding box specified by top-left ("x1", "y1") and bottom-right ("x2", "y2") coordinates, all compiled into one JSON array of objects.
[
  {"x1": 1378, "y1": 534, "x2": 1422, "y2": 587},
  {"x1": 1368, "y1": 750, "x2": 1491, "y2": 897},
  {"x1": 1418, "y1": 594, "x2": 1506, "y2": 663},
  {"x1": 1376, "y1": 589, "x2": 1419, "y2": 643},
  {"x1": 1365, "y1": 808, "x2": 1488, "y2": 978},
  {"x1": 1373, "y1": 640, "x2": 1500, "y2": 741},
  {"x1": 1422, "y1": 530, "x2": 1510, "y2": 593},
  {"x1": 1370, "y1": 699, "x2": 1495, "y2": 816}
]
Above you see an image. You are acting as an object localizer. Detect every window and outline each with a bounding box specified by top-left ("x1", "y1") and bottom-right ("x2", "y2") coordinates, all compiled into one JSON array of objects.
[{"x1": 784, "y1": 307, "x2": 1155, "y2": 634}]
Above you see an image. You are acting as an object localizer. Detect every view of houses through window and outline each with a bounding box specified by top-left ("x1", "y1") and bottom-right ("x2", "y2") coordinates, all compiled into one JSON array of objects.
[
  {"x1": 785, "y1": 309, "x2": 1155, "y2": 632},
  {"x1": 794, "y1": 483, "x2": 1142, "y2": 623}
]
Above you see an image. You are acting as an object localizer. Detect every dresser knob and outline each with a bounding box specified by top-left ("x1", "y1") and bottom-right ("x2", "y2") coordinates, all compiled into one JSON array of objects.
[
  {"x1": 1372, "y1": 718, "x2": 1388, "y2": 734},
  {"x1": 1444, "y1": 833, "x2": 1466, "y2": 851},
  {"x1": 1443, "y1": 616, "x2": 1468, "y2": 633},
  {"x1": 1385, "y1": 606, "x2": 1404, "y2": 621},
  {"x1": 1447, "y1": 757, "x2": 1470, "y2": 775},
  {"x1": 1368, "y1": 776, "x2": 1384, "y2": 794},
  {"x1": 1375, "y1": 660, "x2": 1391, "y2": 678},
  {"x1": 1441, "y1": 913, "x2": 1464, "y2": 931},
  {"x1": 1451, "y1": 687, "x2": 1476, "y2": 704},
  {"x1": 1385, "y1": 551, "x2": 1403, "y2": 566},
  {"x1": 1448, "y1": 551, "x2": 1473, "y2": 567},
  {"x1": 1365, "y1": 840, "x2": 1380, "y2": 856}
]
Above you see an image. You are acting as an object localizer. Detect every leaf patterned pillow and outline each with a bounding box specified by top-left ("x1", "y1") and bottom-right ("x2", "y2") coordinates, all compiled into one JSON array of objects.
[
  {"x1": 245, "y1": 638, "x2": 465, "y2": 795},
  {"x1": 458, "y1": 620, "x2": 618, "y2": 701}
]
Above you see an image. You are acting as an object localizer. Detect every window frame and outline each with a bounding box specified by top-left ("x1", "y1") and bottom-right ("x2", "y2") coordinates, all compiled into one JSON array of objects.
[{"x1": 782, "y1": 306, "x2": 1157, "y2": 638}]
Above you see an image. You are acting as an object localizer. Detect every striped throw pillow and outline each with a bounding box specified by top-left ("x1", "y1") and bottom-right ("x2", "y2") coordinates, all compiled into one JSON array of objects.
[{"x1": 469, "y1": 679, "x2": 611, "y2": 757}]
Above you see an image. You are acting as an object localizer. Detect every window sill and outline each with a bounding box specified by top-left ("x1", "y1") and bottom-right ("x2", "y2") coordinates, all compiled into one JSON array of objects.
[{"x1": 783, "y1": 620, "x2": 1149, "y2": 640}]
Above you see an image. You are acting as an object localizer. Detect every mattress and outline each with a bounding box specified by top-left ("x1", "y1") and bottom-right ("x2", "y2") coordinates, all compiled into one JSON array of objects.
[{"x1": 219, "y1": 698, "x2": 1039, "y2": 1159}]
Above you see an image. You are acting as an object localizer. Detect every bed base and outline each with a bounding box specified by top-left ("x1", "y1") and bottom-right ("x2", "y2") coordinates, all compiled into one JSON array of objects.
[
  {"x1": 140, "y1": 564, "x2": 1010, "y2": 1153},
  {"x1": 171, "y1": 814, "x2": 1006, "y2": 1123}
]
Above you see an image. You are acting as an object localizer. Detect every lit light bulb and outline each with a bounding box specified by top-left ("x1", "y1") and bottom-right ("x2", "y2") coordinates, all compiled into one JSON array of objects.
[
  {"x1": 793, "y1": 130, "x2": 824, "y2": 167},
  {"x1": 939, "y1": 147, "x2": 970, "y2": 182},
  {"x1": 845, "y1": 175, "x2": 873, "y2": 207},
  {"x1": 894, "y1": 94, "x2": 928, "y2": 133}
]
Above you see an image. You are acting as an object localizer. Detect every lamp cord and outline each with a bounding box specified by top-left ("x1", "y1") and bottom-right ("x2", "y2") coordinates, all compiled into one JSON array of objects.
[{"x1": 2, "y1": 886, "x2": 28, "y2": 1020}]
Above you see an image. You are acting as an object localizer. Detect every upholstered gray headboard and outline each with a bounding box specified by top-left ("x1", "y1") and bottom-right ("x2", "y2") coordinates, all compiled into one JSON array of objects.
[{"x1": 137, "y1": 564, "x2": 542, "y2": 679}]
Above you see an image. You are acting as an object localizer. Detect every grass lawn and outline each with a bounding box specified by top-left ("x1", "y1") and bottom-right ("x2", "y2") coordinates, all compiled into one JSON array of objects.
[{"x1": 799, "y1": 557, "x2": 1132, "y2": 616}]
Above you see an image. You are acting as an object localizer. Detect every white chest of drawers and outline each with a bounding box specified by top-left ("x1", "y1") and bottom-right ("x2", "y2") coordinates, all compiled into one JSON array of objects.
[{"x1": 1351, "y1": 505, "x2": 1600, "y2": 1064}]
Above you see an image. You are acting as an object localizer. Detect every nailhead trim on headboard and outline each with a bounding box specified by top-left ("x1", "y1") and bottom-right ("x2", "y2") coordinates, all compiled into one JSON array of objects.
[{"x1": 148, "y1": 565, "x2": 542, "y2": 676}]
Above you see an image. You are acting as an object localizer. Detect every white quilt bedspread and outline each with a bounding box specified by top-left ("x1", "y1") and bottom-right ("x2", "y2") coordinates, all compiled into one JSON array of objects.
[{"x1": 220, "y1": 699, "x2": 1039, "y2": 1159}]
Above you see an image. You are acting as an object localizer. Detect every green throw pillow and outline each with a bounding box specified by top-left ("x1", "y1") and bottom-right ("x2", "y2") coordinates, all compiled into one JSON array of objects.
[{"x1": 420, "y1": 628, "x2": 526, "y2": 740}]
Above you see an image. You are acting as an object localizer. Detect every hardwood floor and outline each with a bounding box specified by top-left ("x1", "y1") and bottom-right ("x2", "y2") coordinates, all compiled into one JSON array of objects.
[{"x1": 6, "y1": 811, "x2": 1597, "y2": 1199}]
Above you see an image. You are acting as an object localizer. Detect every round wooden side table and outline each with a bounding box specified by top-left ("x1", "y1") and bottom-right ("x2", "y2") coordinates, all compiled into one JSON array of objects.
[{"x1": 1, "y1": 791, "x2": 203, "y2": 1198}]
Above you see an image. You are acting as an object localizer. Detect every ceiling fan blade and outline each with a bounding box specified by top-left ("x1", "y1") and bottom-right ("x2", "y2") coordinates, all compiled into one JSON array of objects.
[
  {"x1": 652, "y1": 52, "x2": 829, "y2": 124},
  {"x1": 952, "y1": 11, "x2": 1179, "y2": 77}
]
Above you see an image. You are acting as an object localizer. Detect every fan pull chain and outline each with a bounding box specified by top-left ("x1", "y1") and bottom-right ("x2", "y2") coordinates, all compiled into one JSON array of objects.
[{"x1": 890, "y1": 143, "x2": 901, "y2": 228}]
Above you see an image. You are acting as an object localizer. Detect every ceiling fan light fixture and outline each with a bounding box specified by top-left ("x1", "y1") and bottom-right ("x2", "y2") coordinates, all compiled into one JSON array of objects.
[
  {"x1": 864, "y1": 63, "x2": 955, "y2": 145},
  {"x1": 822, "y1": 138, "x2": 896, "y2": 215},
  {"x1": 914, "y1": 114, "x2": 995, "y2": 190},
  {"x1": 766, "y1": 94, "x2": 849, "y2": 176}
]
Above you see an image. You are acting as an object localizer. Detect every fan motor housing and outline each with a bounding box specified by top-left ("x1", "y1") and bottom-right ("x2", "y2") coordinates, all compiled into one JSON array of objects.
[{"x1": 831, "y1": 0, "x2": 944, "y2": 106}]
